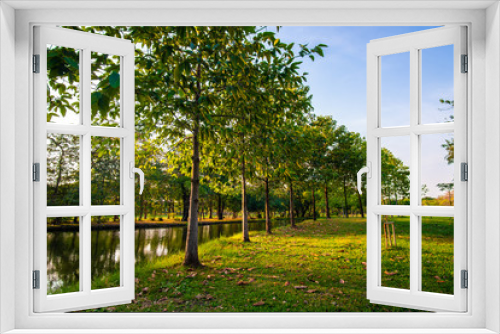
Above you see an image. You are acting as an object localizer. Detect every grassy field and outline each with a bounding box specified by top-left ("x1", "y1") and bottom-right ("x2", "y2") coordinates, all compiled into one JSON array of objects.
[{"x1": 85, "y1": 216, "x2": 454, "y2": 313}]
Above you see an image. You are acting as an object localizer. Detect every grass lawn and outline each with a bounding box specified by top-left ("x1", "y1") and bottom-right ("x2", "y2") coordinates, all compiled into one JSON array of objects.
[{"x1": 86, "y1": 217, "x2": 454, "y2": 313}]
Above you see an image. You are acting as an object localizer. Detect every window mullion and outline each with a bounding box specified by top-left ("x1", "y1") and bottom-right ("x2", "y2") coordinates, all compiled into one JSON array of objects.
[
  {"x1": 409, "y1": 47, "x2": 420, "y2": 294},
  {"x1": 82, "y1": 47, "x2": 92, "y2": 294}
]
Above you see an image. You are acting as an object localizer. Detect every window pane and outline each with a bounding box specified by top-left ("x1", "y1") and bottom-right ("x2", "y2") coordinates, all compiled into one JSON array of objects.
[
  {"x1": 47, "y1": 133, "x2": 80, "y2": 206},
  {"x1": 380, "y1": 52, "x2": 410, "y2": 127},
  {"x1": 421, "y1": 216, "x2": 454, "y2": 295},
  {"x1": 421, "y1": 133, "x2": 454, "y2": 206},
  {"x1": 91, "y1": 137, "x2": 120, "y2": 205},
  {"x1": 91, "y1": 52, "x2": 121, "y2": 127},
  {"x1": 381, "y1": 136, "x2": 410, "y2": 205},
  {"x1": 47, "y1": 45, "x2": 81, "y2": 125},
  {"x1": 381, "y1": 215, "x2": 410, "y2": 290},
  {"x1": 91, "y1": 215, "x2": 121, "y2": 290},
  {"x1": 421, "y1": 45, "x2": 454, "y2": 125},
  {"x1": 47, "y1": 217, "x2": 80, "y2": 294}
]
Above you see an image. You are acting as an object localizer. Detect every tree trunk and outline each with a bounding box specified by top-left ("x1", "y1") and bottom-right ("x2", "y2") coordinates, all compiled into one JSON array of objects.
[
  {"x1": 209, "y1": 199, "x2": 213, "y2": 219},
  {"x1": 241, "y1": 155, "x2": 250, "y2": 242},
  {"x1": 265, "y1": 176, "x2": 272, "y2": 234},
  {"x1": 324, "y1": 182, "x2": 331, "y2": 219},
  {"x1": 181, "y1": 183, "x2": 189, "y2": 222},
  {"x1": 217, "y1": 194, "x2": 223, "y2": 220},
  {"x1": 356, "y1": 190, "x2": 364, "y2": 218},
  {"x1": 183, "y1": 115, "x2": 202, "y2": 267},
  {"x1": 343, "y1": 175, "x2": 349, "y2": 218},
  {"x1": 289, "y1": 180, "x2": 295, "y2": 228},
  {"x1": 53, "y1": 143, "x2": 65, "y2": 198},
  {"x1": 312, "y1": 186, "x2": 316, "y2": 221}
]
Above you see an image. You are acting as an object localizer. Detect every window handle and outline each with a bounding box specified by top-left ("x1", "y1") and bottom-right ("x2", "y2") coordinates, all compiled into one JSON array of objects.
[
  {"x1": 129, "y1": 162, "x2": 145, "y2": 195},
  {"x1": 357, "y1": 162, "x2": 371, "y2": 194}
]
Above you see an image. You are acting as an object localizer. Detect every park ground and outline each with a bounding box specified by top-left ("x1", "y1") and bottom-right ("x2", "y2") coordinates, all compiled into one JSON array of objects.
[{"x1": 87, "y1": 217, "x2": 453, "y2": 313}]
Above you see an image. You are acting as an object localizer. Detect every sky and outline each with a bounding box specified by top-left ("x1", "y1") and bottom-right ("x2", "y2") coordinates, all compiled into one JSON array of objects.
[{"x1": 274, "y1": 26, "x2": 455, "y2": 198}]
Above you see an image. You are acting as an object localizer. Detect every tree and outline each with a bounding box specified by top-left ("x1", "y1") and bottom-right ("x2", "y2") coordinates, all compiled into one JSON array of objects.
[{"x1": 437, "y1": 182, "x2": 454, "y2": 206}]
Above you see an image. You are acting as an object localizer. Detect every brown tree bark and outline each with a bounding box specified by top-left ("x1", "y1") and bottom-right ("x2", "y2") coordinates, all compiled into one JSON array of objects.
[
  {"x1": 324, "y1": 182, "x2": 331, "y2": 219},
  {"x1": 181, "y1": 183, "x2": 189, "y2": 222},
  {"x1": 183, "y1": 113, "x2": 202, "y2": 267},
  {"x1": 312, "y1": 185, "x2": 316, "y2": 221},
  {"x1": 217, "y1": 193, "x2": 224, "y2": 220},
  {"x1": 265, "y1": 175, "x2": 272, "y2": 234},
  {"x1": 289, "y1": 179, "x2": 296, "y2": 228},
  {"x1": 343, "y1": 175, "x2": 349, "y2": 218},
  {"x1": 241, "y1": 155, "x2": 250, "y2": 242}
]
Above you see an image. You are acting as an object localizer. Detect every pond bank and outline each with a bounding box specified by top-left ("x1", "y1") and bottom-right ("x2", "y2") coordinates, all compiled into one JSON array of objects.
[{"x1": 47, "y1": 217, "x2": 307, "y2": 232}]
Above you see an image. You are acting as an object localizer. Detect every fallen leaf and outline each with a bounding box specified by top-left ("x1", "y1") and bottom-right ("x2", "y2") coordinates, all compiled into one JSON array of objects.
[
  {"x1": 284, "y1": 281, "x2": 290, "y2": 286},
  {"x1": 306, "y1": 289, "x2": 317, "y2": 293},
  {"x1": 294, "y1": 285, "x2": 308, "y2": 289},
  {"x1": 237, "y1": 280, "x2": 249, "y2": 286},
  {"x1": 142, "y1": 287, "x2": 149, "y2": 293},
  {"x1": 253, "y1": 301, "x2": 265, "y2": 306},
  {"x1": 361, "y1": 262, "x2": 367, "y2": 266},
  {"x1": 339, "y1": 279, "x2": 345, "y2": 284},
  {"x1": 141, "y1": 300, "x2": 152, "y2": 308},
  {"x1": 384, "y1": 271, "x2": 398, "y2": 276}
]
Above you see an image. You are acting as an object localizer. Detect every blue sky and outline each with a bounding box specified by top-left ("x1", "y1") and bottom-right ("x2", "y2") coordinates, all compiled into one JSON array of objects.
[{"x1": 274, "y1": 26, "x2": 455, "y2": 198}]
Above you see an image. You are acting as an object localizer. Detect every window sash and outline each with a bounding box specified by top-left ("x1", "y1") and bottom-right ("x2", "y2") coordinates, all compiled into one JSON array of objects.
[
  {"x1": 32, "y1": 26, "x2": 136, "y2": 313},
  {"x1": 366, "y1": 26, "x2": 468, "y2": 312}
]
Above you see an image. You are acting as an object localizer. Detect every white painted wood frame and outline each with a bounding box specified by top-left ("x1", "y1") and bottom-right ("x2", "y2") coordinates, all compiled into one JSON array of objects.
[
  {"x1": 1, "y1": 2, "x2": 496, "y2": 333},
  {"x1": 366, "y1": 26, "x2": 467, "y2": 312},
  {"x1": 32, "y1": 26, "x2": 135, "y2": 312}
]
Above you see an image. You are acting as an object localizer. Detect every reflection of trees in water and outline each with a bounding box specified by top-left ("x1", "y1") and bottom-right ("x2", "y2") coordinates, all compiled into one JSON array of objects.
[
  {"x1": 47, "y1": 220, "x2": 289, "y2": 291},
  {"x1": 91, "y1": 229, "x2": 120, "y2": 289},
  {"x1": 47, "y1": 230, "x2": 80, "y2": 294}
]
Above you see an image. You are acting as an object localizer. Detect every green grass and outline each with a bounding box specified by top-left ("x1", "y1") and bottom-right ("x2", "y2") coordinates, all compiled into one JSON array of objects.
[
  {"x1": 84, "y1": 217, "x2": 454, "y2": 313},
  {"x1": 380, "y1": 216, "x2": 454, "y2": 294}
]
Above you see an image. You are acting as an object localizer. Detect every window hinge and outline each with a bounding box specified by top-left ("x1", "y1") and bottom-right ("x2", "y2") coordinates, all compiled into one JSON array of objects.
[
  {"x1": 33, "y1": 163, "x2": 40, "y2": 182},
  {"x1": 461, "y1": 162, "x2": 468, "y2": 181},
  {"x1": 33, "y1": 54, "x2": 40, "y2": 73},
  {"x1": 461, "y1": 54, "x2": 468, "y2": 73},
  {"x1": 33, "y1": 270, "x2": 40, "y2": 289},
  {"x1": 461, "y1": 270, "x2": 468, "y2": 289}
]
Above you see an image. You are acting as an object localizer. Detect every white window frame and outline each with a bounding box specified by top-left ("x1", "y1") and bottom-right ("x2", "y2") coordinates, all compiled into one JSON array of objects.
[
  {"x1": 33, "y1": 26, "x2": 136, "y2": 313},
  {"x1": 366, "y1": 26, "x2": 468, "y2": 312},
  {"x1": 1, "y1": 1, "x2": 499, "y2": 333}
]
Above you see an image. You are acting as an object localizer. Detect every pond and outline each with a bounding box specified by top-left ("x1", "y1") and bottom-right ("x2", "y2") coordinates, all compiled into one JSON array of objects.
[{"x1": 47, "y1": 219, "x2": 291, "y2": 294}]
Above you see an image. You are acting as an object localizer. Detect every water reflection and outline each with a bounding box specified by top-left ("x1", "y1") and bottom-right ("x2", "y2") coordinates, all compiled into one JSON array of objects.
[{"x1": 47, "y1": 220, "x2": 288, "y2": 294}]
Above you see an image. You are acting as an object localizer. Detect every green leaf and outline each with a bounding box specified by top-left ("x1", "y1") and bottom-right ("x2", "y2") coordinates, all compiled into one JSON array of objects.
[
  {"x1": 109, "y1": 71, "x2": 120, "y2": 88},
  {"x1": 174, "y1": 65, "x2": 181, "y2": 82},
  {"x1": 63, "y1": 56, "x2": 79, "y2": 70}
]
